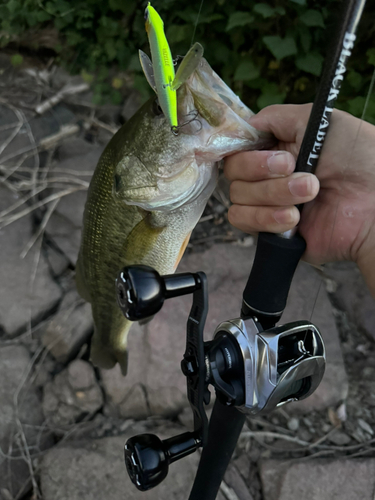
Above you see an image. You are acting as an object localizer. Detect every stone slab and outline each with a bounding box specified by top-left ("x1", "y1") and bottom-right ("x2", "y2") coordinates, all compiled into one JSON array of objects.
[
  {"x1": 0, "y1": 185, "x2": 62, "y2": 336},
  {"x1": 101, "y1": 243, "x2": 346, "y2": 419},
  {"x1": 40, "y1": 423, "x2": 200, "y2": 500},
  {"x1": 0, "y1": 344, "x2": 50, "y2": 498},
  {"x1": 282, "y1": 262, "x2": 348, "y2": 413},
  {"x1": 41, "y1": 286, "x2": 93, "y2": 363},
  {"x1": 43, "y1": 359, "x2": 103, "y2": 427},
  {"x1": 260, "y1": 459, "x2": 375, "y2": 500},
  {"x1": 45, "y1": 140, "x2": 103, "y2": 263},
  {"x1": 325, "y1": 261, "x2": 375, "y2": 341}
]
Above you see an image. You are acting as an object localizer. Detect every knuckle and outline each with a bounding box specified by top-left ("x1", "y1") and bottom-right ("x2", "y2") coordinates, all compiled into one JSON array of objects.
[{"x1": 229, "y1": 181, "x2": 239, "y2": 202}]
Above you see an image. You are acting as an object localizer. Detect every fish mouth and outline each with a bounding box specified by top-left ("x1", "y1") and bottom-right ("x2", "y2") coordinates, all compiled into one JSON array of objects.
[
  {"x1": 121, "y1": 159, "x2": 215, "y2": 212},
  {"x1": 121, "y1": 185, "x2": 159, "y2": 199}
]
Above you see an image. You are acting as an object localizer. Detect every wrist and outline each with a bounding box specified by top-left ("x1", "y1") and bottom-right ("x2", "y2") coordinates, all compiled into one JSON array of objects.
[{"x1": 356, "y1": 230, "x2": 375, "y2": 299}]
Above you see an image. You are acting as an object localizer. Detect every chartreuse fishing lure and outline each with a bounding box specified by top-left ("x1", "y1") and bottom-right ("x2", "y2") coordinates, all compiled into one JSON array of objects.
[
  {"x1": 141, "y1": 2, "x2": 204, "y2": 131},
  {"x1": 143, "y1": 2, "x2": 177, "y2": 129}
]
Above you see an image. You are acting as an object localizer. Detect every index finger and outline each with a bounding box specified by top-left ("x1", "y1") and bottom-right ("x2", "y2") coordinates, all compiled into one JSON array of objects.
[
  {"x1": 249, "y1": 104, "x2": 312, "y2": 146},
  {"x1": 224, "y1": 150, "x2": 295, "y2": 182}
]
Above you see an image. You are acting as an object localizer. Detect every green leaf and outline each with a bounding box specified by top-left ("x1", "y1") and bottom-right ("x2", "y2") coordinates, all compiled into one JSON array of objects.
[
  {"x1": 128, "y1": 53, "x2": 142, "y2": 71},
  {"x1": 347, "y1": 96, "x2": 375, "y2": 122},
  {"x1": 257, "y1": 83, "x2": 286, "y2": 109},
  {"x1": 109, "y1": 0, "x2": 135, "y2": 15},
  {"x1": 11, "y1": 54, "x2": 23, "y2": 66},
  {"x1": 300, "y1": 10, "x2": 325, "y2": 28},
  {"x1": 105, "y1": 40, "x2": 117, "y2": 61},
  {"x1": 214, "y1": 43, "x2": 231, "y2": 63},
  {"x1": 263, "y1": 36, "x2": 297, "y2": 60},
  {"x1": 289, "y1": 0, "x2": 306, "y2": 4},
  {"x1": 176, "y1": 11, "x2": 223, "y2": 24},
  {"x1": 367, "y1": 48, "x2": 375, "y2": 66},
  {"x1": 166, "y1": 24, "x2": 191, "y2": 44},
  {"x1": 299, "y1": 29, "x2": 311, "y2": 53},
  {"x1": 346, "y1": 71, "x2": 362, "y2": 91},
  {"x1": 234, "y1": 61, "x2": 260, "y2": 81},
  {"x1": 254, "y1": 4, "x2": 285, "y2": 18},
  {"x1": 110, "y1": 89, "x2": 122, "y2": 105},
  {"x1": 226, "y1": 12, "x2": 254, "y2": 31},
  {"x1": 81, "y1": 69, "x2": 94, "y2": 84},
  {"x1": 253, "y1": 4, "x2": 274, "y2": 18},
  {"x1": 295, "y1": 53, "x2": 324, "y2": 76},
  {"x1": 6, "y1": 0, "x2": 18, "y2": 15}
]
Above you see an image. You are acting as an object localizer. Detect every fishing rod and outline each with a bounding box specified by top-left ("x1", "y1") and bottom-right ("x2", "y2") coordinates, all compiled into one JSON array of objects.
[
  {"x1": 188, "y1": 1, "x2": 367, "y2": 499},
  {"x1": 116, "y1": 0, "x2": 367, "y2": 497}
]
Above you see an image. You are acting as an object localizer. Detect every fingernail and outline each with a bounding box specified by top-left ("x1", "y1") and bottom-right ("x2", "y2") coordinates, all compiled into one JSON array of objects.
[
  {"x1": 267, "y1": 152, "x2": 293, "y2": 175},
  {"x1": 273, "y1": 208, "x2": 295, "y2": 225},
  {"x1": 288, "y1": 174, "x2": 312, "y2": 197}
]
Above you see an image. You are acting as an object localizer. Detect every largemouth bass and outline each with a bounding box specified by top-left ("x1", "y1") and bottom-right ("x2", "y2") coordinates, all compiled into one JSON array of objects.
[{"x1": 76, "y1": 58, "x2": 273, "y2": 375}]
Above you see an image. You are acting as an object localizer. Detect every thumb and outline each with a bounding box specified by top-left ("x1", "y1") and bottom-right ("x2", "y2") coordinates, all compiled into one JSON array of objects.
[{"x1": 249, "y1": 103, "x2": 312, "y2": 145}]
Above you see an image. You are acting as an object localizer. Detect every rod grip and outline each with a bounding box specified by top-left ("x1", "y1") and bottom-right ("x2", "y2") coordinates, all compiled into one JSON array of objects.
[{"x1": 242, "y1": 232, "x2": 306, "y2": 325}]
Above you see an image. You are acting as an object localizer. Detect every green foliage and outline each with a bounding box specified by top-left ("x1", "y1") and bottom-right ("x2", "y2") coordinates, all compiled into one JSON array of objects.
[
  {"x1": 263, "y1": 36, "x2": 297, "y2": 60},
  {"x1": 10, "y1": 53, "x2": 23, "y2": 66},
  {"x1": 0, "y1": 0, "x2": 374, "y2": 123}
]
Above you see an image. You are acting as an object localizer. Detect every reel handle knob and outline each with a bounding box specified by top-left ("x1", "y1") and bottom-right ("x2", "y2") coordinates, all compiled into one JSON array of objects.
[
  {"x1": 124, "y1": 432, "x2": 199, "y2": 491},
  {"x1": 116, "y1": 265, "x2": 201, "y2": 321}
]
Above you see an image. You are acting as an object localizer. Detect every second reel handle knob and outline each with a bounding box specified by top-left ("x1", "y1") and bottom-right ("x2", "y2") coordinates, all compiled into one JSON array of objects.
[{"x1": 124, "y1": 432, "x2": 200, "y2": 491}]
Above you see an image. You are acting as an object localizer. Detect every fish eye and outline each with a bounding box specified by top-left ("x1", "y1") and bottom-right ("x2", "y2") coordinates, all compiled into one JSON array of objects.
[{"x1": 152, "y1": 98, "x2": 164, "y2": 116}]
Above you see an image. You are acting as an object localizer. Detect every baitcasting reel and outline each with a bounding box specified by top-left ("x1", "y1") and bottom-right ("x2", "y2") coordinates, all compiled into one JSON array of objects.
[{"x1": 116, "y1": 265, "x2": 326, "y2": 491}]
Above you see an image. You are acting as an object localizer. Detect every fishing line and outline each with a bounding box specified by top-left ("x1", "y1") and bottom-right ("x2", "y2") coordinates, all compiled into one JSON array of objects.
[{"x1": 190, "y1": 0, "x2": 204, "y2": 48}]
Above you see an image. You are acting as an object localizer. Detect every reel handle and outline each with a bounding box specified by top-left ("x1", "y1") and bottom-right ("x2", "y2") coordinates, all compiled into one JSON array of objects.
[
  {"x1": 116, "y1": 265, "x2": 201, "y2": 321},
  {"x1": 124, "y1": 432, "x2": 200, "y2": 491}
]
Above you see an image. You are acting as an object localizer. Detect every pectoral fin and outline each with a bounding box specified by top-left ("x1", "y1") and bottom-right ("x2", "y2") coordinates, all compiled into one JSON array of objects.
[{"x1": 123, "y1": 213, "x2": 165, "y2": 263}]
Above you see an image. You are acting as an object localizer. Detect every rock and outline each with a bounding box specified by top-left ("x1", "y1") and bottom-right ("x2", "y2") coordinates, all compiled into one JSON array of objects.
[
  {"x1": 40, "y1": 423, "x2": 201, "y2": 500},
  {"x1": 224, "y1": 464, "x2": 254, "y2": 500},
  {"x1": 0, "y1": 185, "x2": 62, "y2": 336},
  {"x1": 328, "y1": 430, "x2": 351, "y2": 446},
  {"x1": 260, "y1": 459, "x2": 375, "y2": 500},
  {"x1": 358, "y1": 418, "x2": 374, "y2": 436},
  {"x1": 41, "y1": 287, "x2": 93, "y2": 363},
  {"x1": 297, "y1": 429, "x2": 311, "y2": 442},
  {"x1": 325, "y1": 262, "x2": 375, "y2": 341},
  {"x1": 45, "y1": 142, "x2": 104, "y2": 263},
  {"x1": 44, "y1": 240, "x2": 71, "y2": 277},
  {"x1": 287, "y1": 418, "x2": 300, "y2": 432},
  {"x1": 178, "y1": 406, "x2": 194, "y2": 429},
  {"x1": 43, "y1": 360, "x2": 103, "y2": 426},
  {"x1": 101, "y1": 243, "x2": 346, "y2": 419},
  {"x1": 56, "y1": 137, "x2": 96, "y2": 161},
  {"x1": 0, "y1": 344, "x2": 51, "y2": 498},
  {"x1": 282, "y1": 262, "x2": 348, "y2": 414},
  {"x1": 0, "y1": 102, "x2": 75, "y2": 170}
]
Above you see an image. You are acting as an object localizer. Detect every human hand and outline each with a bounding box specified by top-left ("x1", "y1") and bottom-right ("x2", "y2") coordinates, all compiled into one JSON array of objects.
[{"x1": 224, "y1": 104, "x2": 375, "y2": 295}]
